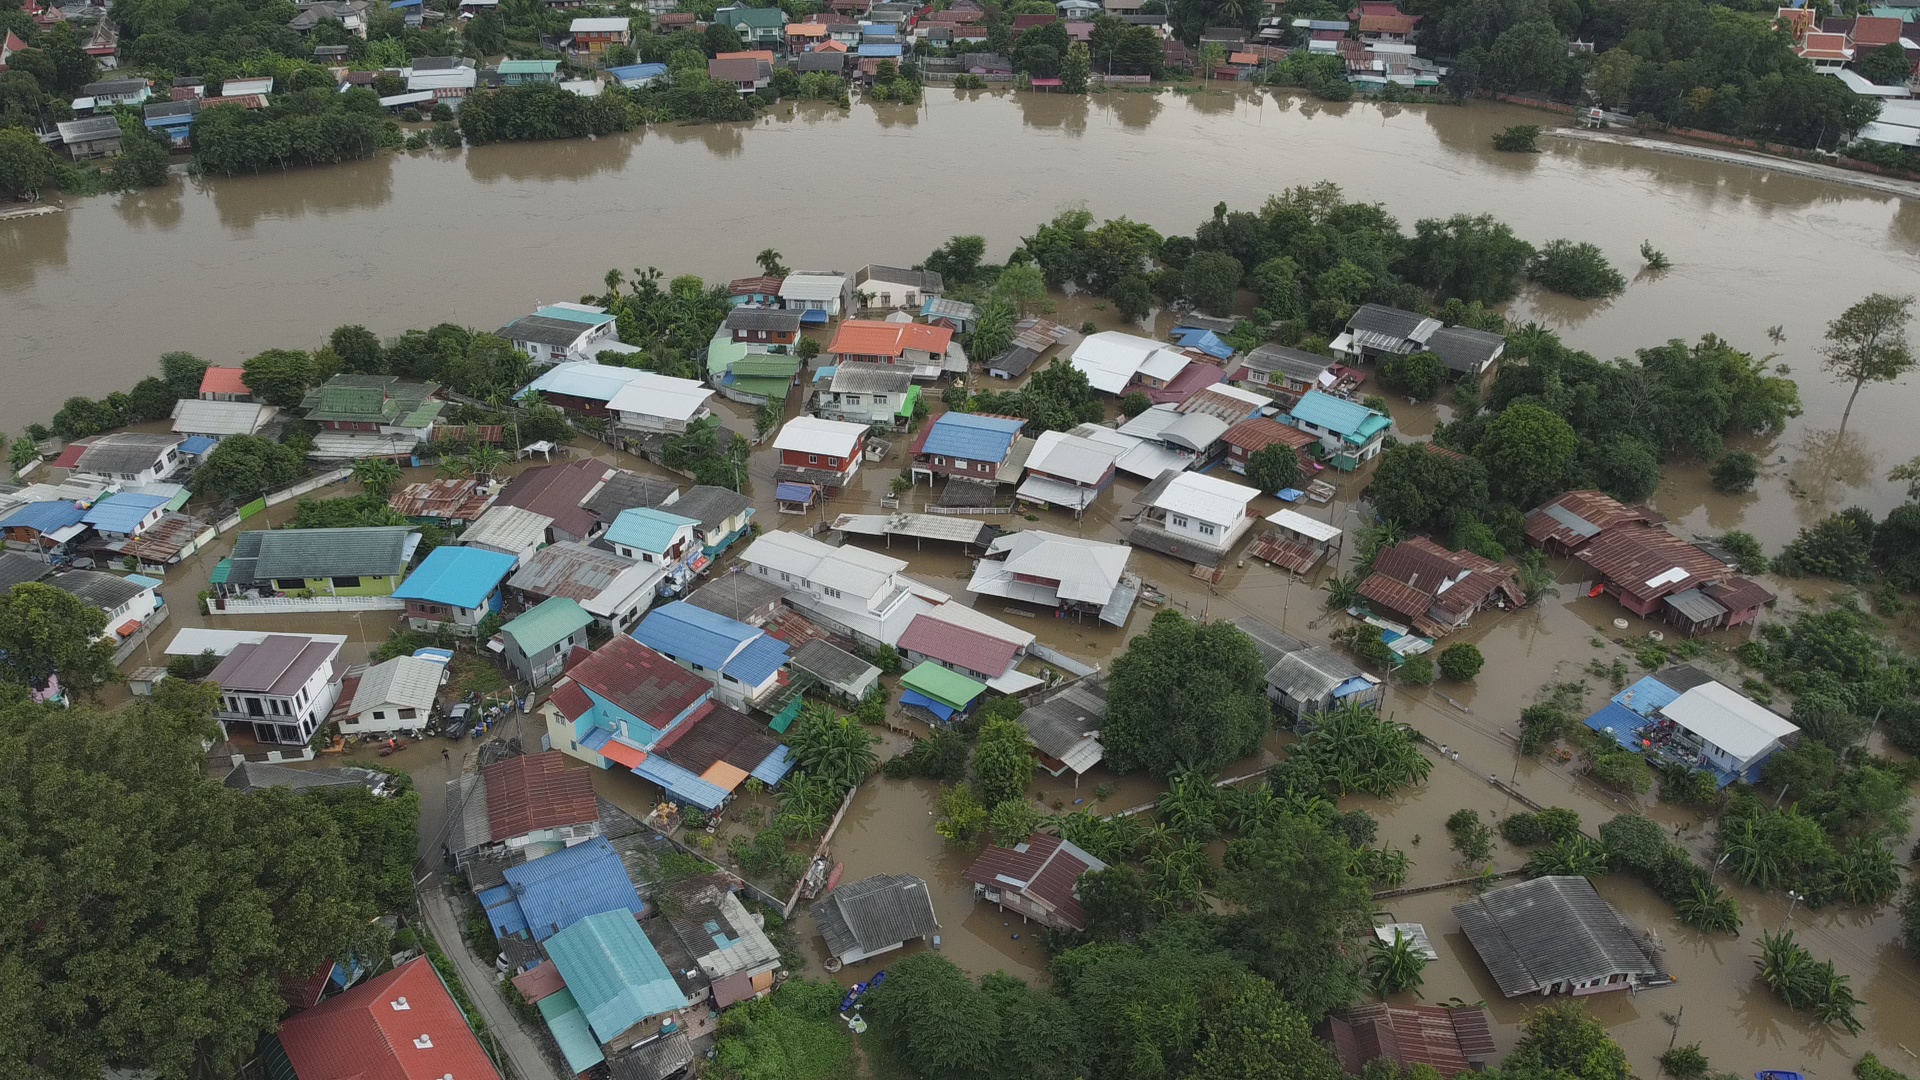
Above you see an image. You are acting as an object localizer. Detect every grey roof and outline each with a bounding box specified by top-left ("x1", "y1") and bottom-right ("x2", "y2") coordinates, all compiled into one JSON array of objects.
[
  {"x1": 683, "y1": 572, "x2": 787, "y2": 623},
  {"x1": 348, "y1": 655, "x2": 443, "y2": 715},
  {"x1": 957, "y1": 51, "x2": 1013, "y2": 70},
  {"x1": 1347, "y1": 303, "x2": 1434, "y2": 341},
  {"x1": 412, "y1": 55, "x2": 459, "y2": 70},
  {"x1": 46, "y1": 569, "x2": 147, "y2": 610},
  {"x1": 796, "y1": 51, "x2": 848, "y2": 72},
  {"x1": 1650, "y1": 663, "x2": 1716, "y2": 694},
  {"x1": 1226, "y1": 615, "x2": 1305, "y2": 670},
  {"x1": 223, "y1": 761, "x2": 387, "y2": 793},
  {"x1": 1426, "y1": 326, "x2": 1505, "y2": 374},
  {"x1": 1662, "y1": 588, "x2": 1727, "y2": 624},
  {"x1": 1238, "y1": 344, "x2": 1332, "y2": 383},
  {"x1": 658, "y1": 874, "x2": 782, "y2": 979},
  {"x1": 0, "y1": 551, "x2": 52, "y2": 591},
  {"x1": 499, "y1": 313, "x2": 592, "y2": 348},
  {"x1": 790, "y1": 638, "x2": 880, "y2": 691},
  {"x1": 207, "y1": 635, "x2": 338, "y2": 696},
  {"x1": 57, "y1": 115, "x2": 122, "y2": 144},
  {"x1": 669, "y1": 485, "x2": 754, "y2": 534},
  {"x1": 709, "y1": 57, "x2": 771, "y2": 81},
  {"x1": 811, "y1": 873, "x2": 939, "y2": 960},
  {"x1": 143, "y1": 99, "x2": 198, "y2": 120},
  {"x1": 1268, "y1": 646, "x2": 1366, "y2": 702},
  {"x1": 1018, "y1": 674, "x2": 1107, "y2": 761},
  {"x1": 507, "y1": 540, "x2": 636, "y2": 600},
  {"x1": 71, "y1": 433, "x2": 181, "y2": 474},
  {"x1": 1541, "y1": 503, "x2": 1601, "y2": 539},
  {"x1": 444, "y1": 772, "x2": 491, "y2": 855},
  {"x1": 172, "y1": 76, "x2": 205, "y2": 87},
  {"x1": 986, "y1": 345, "x2": 1039, "y2": 377},
  {"x1": 81, "y1": 78, "x2": 147, "y2": 96},
  {"x1": 1452, "y1": 876, "x2": 1669, "y2": 997},
  {"x1": 856, "y1": 264, "x2": 944, "y2": 292},
  {"x1": 725, "y1": 307, "x2": 803, "y2": 333},
  {"x1": 607, "y1": 1031, "x2": 695, "y2": 1080},
  {"x1": 228, "y1": 525, "x2": 416, "y2": 583},
  {"x1": 830, "y1": 361, "x2": 913, "y2": 396},
  {"x1": 582, "y1": 470, "x2": 680, "y2": 521}
]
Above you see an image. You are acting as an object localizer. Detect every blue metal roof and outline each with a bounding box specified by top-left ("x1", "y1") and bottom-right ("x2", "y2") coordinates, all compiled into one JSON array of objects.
[
  {"x1": 1584, "y1": 701, "x2": 1646, "y2": 750},
  {"x1": 0, "y1": 501, "x2": 87, "y2": 533},
  {"x1": 179, "y1": 435, "x2": 218, "y2": 455},
  {"x1": 393, "y1": 546, "x2": 516, "y2": 608},
  {"x1": 630, "y1": 601, "x2": 788, "y2": 685},
  {"x1": 1288, "y1": 390, "x2": 1391, "y2": 444},
  {"x1": 80, "y1": 493, "x2": 169, "y2": 533},
  {"x1": 634, "y1": 753, "x2": 730, "y2": 811},
  {"x1": 604, "y1": 507, "x2": 699, "y2": 554},
  {"x1": 774, "y1": 482, "x2": 815, "y2": 505},
  {"x1": 750, "y1": 743, "x2": 795, "y2": 786},
  {"x1": 544, "y1": 909, "x2": 685, "y2": 1043},
  {"x1": 900, "y1": 689, "x2": 958, "y2": 722},
  {"x1": 478, "y1": 883, "x2": 531, "y2": 938},
  {"x1": 919, "y1": 412, "x2": 1027, "y2": 460},
  {"x1": 1171, "y1": 328, "x2": 1235, "y2": 360},
  {"x1": 1608, "y1": 674, "x2": 1681, "y2": 720},
  {"x1": 521, "y1": 363, "x2": 643, "y2": 404},
  {"x1": 607, "y1": 63, "x2": 668, "y2": 80},
  {"x1": 858, "y1": 43, "x2": 904, "y2": 56},
  {"x1": 500, "y1": 836, "x2": 644, "y2": 943}
]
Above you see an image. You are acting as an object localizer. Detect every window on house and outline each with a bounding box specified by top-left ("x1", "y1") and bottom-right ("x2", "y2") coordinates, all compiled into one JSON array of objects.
[
  {"x1": 372, "y1": 711, "x2": 387, "y2": 720},
  {"x1": 952, "y1": 459, "x2": 970, "y2": 470},
  {"x1": 879, "y1": 292, "x2": 891, "y2": 306},
  {"x1": 1199, "y1": 523, "x2": 1217, "y2": 537},
  {"x1": 823, "y1": 586, "x2": 842, "y2": 599},
  {"x1": 808, "y1": 454, "x2": 818, "y2": 464},
  {"x1": 844, "y1": 394, "x2": 861, "y2": 405},
  {"x1": 932, "y1": 456, "x2": 945, "y2": 466},
  {"x1": 873, "y1": 394, "x2": 887, "y2": 404},
  {"x1": 828, "y1": 457, "x2": 839, "y2": 467},
  {"x1": 780, "y1": 571, "x2": 791, "y2": 582},
  {"x1": 399, "y1": 708, "x2": 418, "y2": 719},
  {"x1": 1171, "y1": 514, "x2": 1189, "y2": 528},
  {"x1": 332, "y1": 576, "x2": 361, "y2": 589}
]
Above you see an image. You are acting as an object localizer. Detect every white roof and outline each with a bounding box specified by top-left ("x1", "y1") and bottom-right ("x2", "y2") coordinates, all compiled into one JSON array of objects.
[
  {"x1": 349, "y1": 655, "x2": 443, "y2": 715},
  {"x1": 606, "y1": 371, "x2": 714, "y2": 422},
  {"x1": 1117, "y1": 403, "x2": 1184, "y2": 440},
  {"x1": 1024, "y1": 429, "x2": 1120, "y2": 485},
  {"x1": 920, "y1": 599, "x2": 1036, "y2": 648},
  {"x1": 1265, "y1": 508, "x2": 1342, "y2": 543},
  {"x1": 779, "y1": 272, "x2": 847, "y2": 302},
  {"x1": 1017, "y1": 474, "x2": 1100, "y2": 510},
  {"x1": 570, "y1": 15, "x2": 630, "y2": 30},
  {"x1": 407, "y1": 68, "x2": 477, "y2": 91},
  {"x1": 1660, "y1": 681, "x2": 1798, "y2": 763},
  {"x1": 460, "y1": 504, "x2": 552, "y2": 555},
  {"x1": 970, "y1": 531, "x2": 1131, "y2": 606},
  {"x1": 164, "y1": 628, "x2": 348, "y2": 657},
  {"x1": 774, "y1": 416, "x2": 866, "y2": 456},
  {"x1": 1069, "y1": 331, "x2": 1180, "y2": 395},
  {"x1": 1135, "y1": 348, "x2": 1191, "y2": 384},
  {"x1": 171, "y1": 399, "x2": 280, "y2": 437},
  {"x1": 1189, "y1": 382, "x2": 1270, "y2": 410},
  {"x1": 742, "y1": 530, "x2": 905, "y2": 600},
  {"x1": 559, "y1": 79, "x2": 601, "y2": 97},
  {"x1": 222, "y1": 77, "x2": 273, "y2": 95},
  {"x1": 1152, "y1": 472, "x2": 1258, "y2": 524},
  {"x1": 1826, "y1": 67, "x2": 1914, "y2": 97}
]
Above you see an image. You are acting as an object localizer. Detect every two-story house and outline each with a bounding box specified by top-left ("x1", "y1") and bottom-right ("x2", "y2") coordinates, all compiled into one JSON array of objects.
[
  {"x1": 909, "y1": 412, "x2": 1028, "y2": 487},
  {"x1": 811, "y1": 362, "x2": 918, "y2": 431},
  {"x1": 1016, "y1": 429, "x2": 1120, "y2": 514},
  {"x1": 298, "y1": 374, "x2": 444, "y2": 461},
  {"x1": 715, "y1": 4, "x2": 788, "y2": 47},
  {"x1": 723, "y1": 306, "x2": 804, "y2": 350},
  {"x1": 853, "y1": 264, "x2": 944, "y2": 310},
  {"x1": 393, "y1": 545, "x2": 517, "y2": 635},
  {"x1": 56, "y1": 432, "x2": 187, "y2": 484},
  {"x1": 79, "y1": 77, "x2": 150, "y2": 107},
  {"x1": 492, "y1": 596, "x2": 594, "y2": 686},
  {"x1": 497, "y1": 304, "x2": 620, "y2": 366},
  {"x1": 738, "y1": 529, "x2": 948, "y2": 647},
  {"x1": 604, "y1": 506, "x2": 702, "y2": 593},
  {"x1": 495, "y1": 57, "x2": 560, "y2": 83},
  {"x1": 508, "y1": 541, "x2": 663, "y2": 632},
  {"x1": 1128, "y1": 471, "x2": 1260, "y2": 566},
  {"x1": 727, "y1": 275, "x2": 785, "y2": 308},
  {"x1": 629, "y1": 601, "x2": 791, "y2": 710},
  {"x1": 772, "y1": 416, "x2": 867, "y2": 494},
  {"x1": 495, "y1": 459, "x2": 616, "y2": 545},
  {"x1": 824, "y1": 320, "x2": 955, "y2": 381},
  {"x1": 1284, "y1": 389, "x2": 1391, "y2": 471},
  {"x1": 568, "y1": 15, "x2": 631, "y2": 52},
  {"x1": 605, "y1": 371, "x2": 715, "y2": 436},
  {"x1": 708, "y1": 55, "x2": 772, "y2": 91},
  {"x1": 1330, "y1": 303, "x2": 1441, "y2": 365},
  {"x1": 1231, "y1": 344, "x2": 1332, "y2": 405},
  {"x1": 777, "y1": 271, "x2": 855, "y2": 323},
  {"x1": 48, "y1": 569, "x2": 160, "y2": 652},
  {"x1": 206, "y1": 632, "x2": 347, "y2": 746}
]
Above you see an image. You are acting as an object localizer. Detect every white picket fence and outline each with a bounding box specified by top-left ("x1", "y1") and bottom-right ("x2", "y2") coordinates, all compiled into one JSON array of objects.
[{"x1": 208, "y1": 595, "x2": 405, "y2": 616}]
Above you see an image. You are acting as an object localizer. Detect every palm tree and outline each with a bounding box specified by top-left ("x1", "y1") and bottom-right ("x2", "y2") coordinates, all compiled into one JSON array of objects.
[
  {"x1": 1523, "y1": 836, "x2": 1610, "y2": 879},
  {"x1": 1323, "y1": 571, "x2": 1363, "y2": 610},
  {"x1": 350, "y1": 458, "x2": 403, "y2": 499},
  {"x1": 1514, "y1": 549, "x2": 1560, "y2": 604},
  {"x1": 604, "y1": 267, "x2": 624, "y2": 299},
  {"x1": 756, "y1": 248, "x2": 788, "y2": 277},
  {"x1": 1755, "y1": 930, "x2": 1815, "y2": 1008},
  {"x1": 1157, "y1": 771, "x2": 1221, "y2": 842},
  {"x1": 1354, "y1": 519, "x2": 1405, "y2": 566},
  {"x1": 437, "y1": 455, "x2": 475, "y2": 480},
  {"x1": 466, "y1": 444, "x2": 510, "y2": 480},
  {"x1": 1367, "y1": 929, "x2": 1428, "y2": 998},
  {"x1": 788, "y1": 711, "x2": 879, "y2": 793}
]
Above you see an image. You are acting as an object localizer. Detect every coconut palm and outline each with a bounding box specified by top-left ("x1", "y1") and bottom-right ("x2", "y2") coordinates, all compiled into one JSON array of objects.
[
  {"x1": 351, "y1": 458, "x2": 403, "y2": 498},
  {"x1": 1675, "y1": 884, "x2": 1741, "y2": 935},
  {"x1": 437, "y1": 455, "x2": 474, "y2": 479},
  {"x1": 1523, "y1": 836, "x2": 1611, "y2": 879},
  {"x1": 1367, "y1": 929, "x2": 1428, "y2": 997},
  {"x1": 1323, "y1": 571, "x2": 1364, "y2": 610},
  {"x1": 787, "y1": 709, "x2": 879, "y2": 794},
  {"x1": 1755, "y1": 930, "x2": 1815, "y2": 1007}
]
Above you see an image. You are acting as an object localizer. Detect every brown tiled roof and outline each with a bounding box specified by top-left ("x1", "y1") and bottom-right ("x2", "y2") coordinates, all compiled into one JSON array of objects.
[
  {"x1": 650, "y1": 701, "x2": 780, "y2": 776},
  {"x1": 1575, "y1": 525, "x2": 1730, "y2": 607},
  {"x1": 1222, "y1": 417, "x2": 1318, "y2": 454},
  {"x1": 1327, "y1": 1003, "x2": 1494, "y2": 1078},
  {"x1": 482, "y1": 751, "x2": 598, "y2": 842},
  {"x1": 1704, "y1": 577, "x2": 1773, "y2": 613},
  {"x1": 496, "y1": 459, "x2": 611, "y2": 540},
  {"x1": 960, "y1": 832, "x2": 1103, "y2": 931},
  {"x1": 1523, "y1": 490, "x2": 1661, "y2": 550}
]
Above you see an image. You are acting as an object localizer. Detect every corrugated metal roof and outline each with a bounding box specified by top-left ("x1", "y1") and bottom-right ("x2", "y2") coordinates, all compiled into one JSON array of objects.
[
  {"x1": 1452, "y1": 876, "x2": 1668, "y2": 997},
  {"x1": 275, "y1": 958, "x2": 500, "y2": 1080},
  {"x1": 634, "y1": 752, "x2": 730, "y2": 810},
  {"x1": 522, "y1": 362, "x2": 650, "y2": 404},
  {"x1": 0, "y1": 500, "x2": 87, "y2": 533},
  {"x1": 502, "y1": 836, "x2": 643, "y2": 942},
  {"x1": 348, "y1": 655, "x2": 442, "y2": 715},
  {"x1": 961, "y1": 832, "x2": 1104, "y2": 930},
  {"x1": 604, "y1": 507, "x2": 699, "y2": 553},
  {"x1": 482, "y1": 750, "x2": 599, "y2": 842},
  {"x1": 537, "y1": 988, "x2": 606, "y2": 1074},
  {"x1": 230, "y1": 525, "x2": 417, "y2": 583},
  {"x1": 79, "y1": 492, "x2": 168, "y2": 533},
  {"x1": 900, "y1": 661, "x2": 985, "y2": 709},
  {"x1": 170, "y1": 398, "x2": 277, "y2": 436},
  {"x1": 1289, "y1": 390, "x2": 1390, "y2": 441},
  {"x1": 629, "y1": 602, "x2": 788, "y2": 684},
  {"x1": 811, "y1": 873, "x2": 938, "y2": 960},
  {"x1": 789, "y1": 638, "x2": 879, "y2": 691},
  {"x1": 503, "y1": 597, "x2": 594, "y2": 657},
  {"x1": 563, "y1": 636, "x2": 711, "y2": 730},
  {"x1": 460, "y1": 504, "x2": 553, "y2": 554},
  {"x1": 898, "y1": 613, "x2": 1019, "y2": 678},
  {"x1": 917, "y1": 412, "x2": 1027, "y2": 460},
  {"x1": 395, "y1": 546, "x2": 516, "y2": 608}
]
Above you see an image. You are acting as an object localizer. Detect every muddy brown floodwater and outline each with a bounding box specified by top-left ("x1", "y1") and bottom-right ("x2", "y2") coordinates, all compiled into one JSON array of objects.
[{"x1": 59, "y1": 89, "x2": 1918, "y2": 1073}]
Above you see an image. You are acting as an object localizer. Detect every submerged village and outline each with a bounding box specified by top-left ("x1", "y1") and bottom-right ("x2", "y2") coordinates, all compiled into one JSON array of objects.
[{"x1": 7, "y1": 196, "x2": 1920, "y2": 1080}]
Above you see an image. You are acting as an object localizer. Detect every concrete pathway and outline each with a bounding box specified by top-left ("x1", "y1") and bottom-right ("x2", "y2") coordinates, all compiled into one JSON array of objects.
[{"x1": 419, "y1": 882, "x2": 562, "y2": 1080}]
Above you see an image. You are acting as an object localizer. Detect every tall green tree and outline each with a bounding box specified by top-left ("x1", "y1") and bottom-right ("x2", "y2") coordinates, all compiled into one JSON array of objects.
[
  {"x1": 713, "y1": 980, "x2": 853, "y2": 1080},
  {"x1": 0, "y1": 127, "x2": 59, "y2": 200},
  {"x1": 1062, "y1": 41, "x2": 1092, "y2": 93},
  {"x1": 1182, "y1": 250, "x2": 1243, "y2": 315},
  {"x1": 971, "y1": 714, "x2": 1036, "y2": 809},
  {"x1": 241, "y1": 348, "x2": 320, "y2": 409},
  {"x1": 0, "y1": 582, "x2": 117, "y2": 697},
  {"x1": 158, "y1": 351, "x2": 209, "y2": 399},
  {"x1": 1188, "y1": 978, "x2": 1346, "y2": 1080},
  {"x1": 1402, "y1": 214, "x2": 1534, "y2": 304},
  {"x1": 1820, "y1": 292, "x2": 1914, "y2": 425},
  {"x1": 1104, "y1": 611, "x2": 1270, "y2": 776},
  {"x1": 328, "y1": 324, "x2": 387, "y2": 374},
  {"x1": 865, "y1": 952, "x2": 999, "y2": 1080},
  {"x1": 1500, "y1": 1000, "x2": 1631, "y2": 1080},
  {"x1": 1246, "y1": 442, "x2": 1301, "y2": 494},
  {"x1": 1219, "y1": 814, "x2": 1373, "y2": 1020},
  {"x1": 189, "y1": 434, "x2": 305, "y2": 501},
  {"x1": 1477, "y1": 403, "x2": 1577, "y2": 507}
]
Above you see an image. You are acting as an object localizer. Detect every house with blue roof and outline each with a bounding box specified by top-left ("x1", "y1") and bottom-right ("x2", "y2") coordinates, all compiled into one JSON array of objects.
[
  {"x1": 478, "y1": 836, "x2": 645, "y2": 944},
  {"x1": 1170, "y1": 327, "x2": 1236, "y2": 360},
  {"x1": 1283, "y1": 390, "x2": 1392, "y2": 471},
  {"x1": 857, "y1": 41, "x2": 904, "y2": 56},
  {"x1": 518, "y1": 362, "x2": 653, "y2": 419},
  {"x1": 393, "y1": 546, "x2": 517, "y2": 635},
  {"x1": 629, "y1": 601, "x2": 790, "y2": 710},
  {"x1": 604, "y1": 507, "x2": 701, "y2": 593},
  {"x1": 909, "y1": 411, "x2": 1031, "y2": 486},
  {"x1": 1584, "y1": 666, "x2": 1798, "y2": 788},
  {"x1": 79, "y1": 492, "x2": 170, "y2": 539},
  {"x1": 540, "y1": 910, "x2": 693, "y2": 1073},
  {"x1": 0, "y1": 500, "x2": 91, "y2": 555},
  {"x1": 607, "y1": 62, "x2": 670, "y2": 88}
]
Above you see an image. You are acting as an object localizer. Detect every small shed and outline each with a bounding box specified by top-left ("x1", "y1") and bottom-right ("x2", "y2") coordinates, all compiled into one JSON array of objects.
[
  {"x1": 899, "y1": 661, "x2": 986, "y2": 723},
  {"x1": 789, "y1": 638, "x2": 881, "y2": 702},
  {"x1": 775, "y1": 481, "x2": 817, "y2": 515},
  {"x1": 1247, "y1": 507, "x2": 1342, "y2": 573}
]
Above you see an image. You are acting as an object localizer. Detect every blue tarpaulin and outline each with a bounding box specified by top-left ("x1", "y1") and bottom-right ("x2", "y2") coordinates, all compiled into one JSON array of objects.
[
  {"x1": 775, "y1": 482, "x2": 816, "y2": 506},
  {"x1": 1277, "y1": 488, "x2": 1305, "y2": 502},
  {"x1": 1171, "y1": 328, "x2": 1235, "y2": 359},
  {"x1": 900, "y1": 689, "x2": 957, "y2": 721}
]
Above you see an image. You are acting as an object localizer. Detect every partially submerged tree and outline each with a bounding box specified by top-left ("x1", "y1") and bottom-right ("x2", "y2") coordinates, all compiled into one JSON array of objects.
[{"x1": 1820, "y1": 292, "x2": 1915, "y2": 424}]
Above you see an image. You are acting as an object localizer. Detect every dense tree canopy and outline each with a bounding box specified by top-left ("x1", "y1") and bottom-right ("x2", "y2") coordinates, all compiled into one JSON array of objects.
[
  {"x1": 0, "y1": 583, "x2": 117, "y2": 697},
  {"x1": 1219, "y1": 813, "x2": 1375, "y2": 1020},
  {"x1": 1104, "y1": 611, "x2": 1270, "y2": 776},
  {"x1": 189, "y1": 434, "x2": 305, "y2": 501}
]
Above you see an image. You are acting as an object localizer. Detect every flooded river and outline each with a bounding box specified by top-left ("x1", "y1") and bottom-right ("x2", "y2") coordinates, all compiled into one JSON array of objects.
[{"x1": 54, "y1": 89, "x2": 1920, "y2": 1073}]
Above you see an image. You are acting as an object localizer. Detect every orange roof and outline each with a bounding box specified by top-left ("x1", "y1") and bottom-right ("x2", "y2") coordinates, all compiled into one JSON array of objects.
[
  {"x1": 199, "y1": 366, "x2": 250, "y2": 396},
  {"x1": 787, "y1": 22, "x2": 828, "y2": 35},
  {"x1": 1849, "y1": 15, "x2": 1902, "y2": 46},
  {"x1": 826, "y1": 319, "x2": 954, "y2": 359},
  {"x1": 1228, "y1": 51, "x2": 1258, "y2": 64},
  {"x1": 816, "y1": 38, "x2": 849, "y2": 51},
  {"x1": 717, "y1": 49, "x2": 777, "y2": 63},
  {"x1": 1796, "y1": 32, "x2": 1851, "y2": 59},
  {"x1": 599, "y1": 738, "x2": 647, "y2": 769},
  {"x1": 700, "y1": 760, "x2": 750, "y2": 791}
]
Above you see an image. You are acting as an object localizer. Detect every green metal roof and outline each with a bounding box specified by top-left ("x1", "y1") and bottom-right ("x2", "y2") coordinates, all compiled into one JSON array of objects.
[
  {"x1": 706, "y1": 336, "x2": 750, "y2": 376},
  {"x1": 502, "y1": 596, "x2": 594, "y2": 656},
  {"x1": 536, "y1": 988, "x2": 606, "y2": 1074},
  {"x1": 897, "y1": 383, "x2": 922, "y2": 418},
  {"x1": 728, "y1": 376, "x2": 792, "y2": 402},
  {"x1": 724, "y1": 6, "x2": 785, "y2": 28},
  {"x1": 901, "y1": 661, "x2": 986, "y2": 710},
  {"x1": 498, "y1": 59, "x2": 561, "y2": 73},
  {"x1": 231, "y1": 525, "x2": 418, "y2": 582},
  {"x1": 544, "y1": 910, "x2": 685, "y2": 1044},
  {"x1": 299, "y1": 374, "x2": 440, "y2": 423},
  {"x1": 210, "y1": 557, "x2": 233, "y2": 584},
  {"x1": 730, "y1": 355, "x2": 802, "y2": 378}
]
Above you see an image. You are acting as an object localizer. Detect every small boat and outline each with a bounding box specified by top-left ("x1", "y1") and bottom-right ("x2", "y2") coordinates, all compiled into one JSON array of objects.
[
  {"x1": 1756, "y1": 1072, "x2": 1805, "y2": 1080},
  {"x1": 800, "y1": 857, "x2": 831, "y2": 901},
  {"x1": 825, "y1": 861, "x2": 844, "y2": 893}
]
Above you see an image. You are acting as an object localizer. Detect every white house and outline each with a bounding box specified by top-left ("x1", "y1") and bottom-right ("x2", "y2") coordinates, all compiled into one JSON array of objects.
[
  {"x1": 778, "y1": 271, "x2": 855, "y2": 322},
  {"x1": 1129, "y1": 471, "x2": 1260, "y2": 565},
  {"x1": 605, "y1": 371, "x2": 716, "y2": 435},
  {"x1": 773, "y1": 416, "x2": 868, "y2": 492},
  {"x1": 200, "y1": 631, "x2": 347, "y2": 746},
  {"x1": 496, "y1": 304, "x2": 621, "y2": 366},
  {"x1": 1657, "y1": 680, "x2": 1800, "y2": 779},
  {"x1": 853, "y1": 264, "x2": 944, "y2": 310},
  {"x1": 508, "y1": 541, "x2": 663, "y2": 632},
  {"x1": 603, "y1": 506, "x2": 701, "y2": 593},
  {"x1": 966, "y1": 530, "x2": 1137, "y2": 626},
  {"x1": 338, "y1": 655, "x2": 444, "y2": 736},
  {"x1": 1069, "y1": 331, "x2": 1191, "y2": 396},
  {"x1": 63, "y1": 433, "x2": 188, "y2": 484},
  {"x1": 738, "y1": 529, "x2": 947, "y2": 647},
  {"x1": 171, "y1": 399, "x2": 280, "y2": 439},
  {"x1": 811, "y1": 362, "x2": 917, "y2": 430},
  {"x1": 48, "y1": 570, "x2": 160, "y2": 647}
]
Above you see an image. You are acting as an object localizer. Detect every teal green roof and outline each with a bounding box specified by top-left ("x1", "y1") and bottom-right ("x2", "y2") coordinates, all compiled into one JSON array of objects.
[
  {"x1": 498, "y1": 59, "x2": 561, "y2": 74},
  {"x1": 706, "y1": 335, "x2": 750, "y2": 376},
  {"x1": 724, "y1": 6, "x2": 785, "y2": 28},
  {"x1": 545, "y1": 910, "x2": 685, "y2": 1043},
  {"x1": 901, "y1": 661, "x2": 986, "y2": 710},
  {"x1": 536, "y1": 988, "x2": 606, "y2": 1073},
  {"x1": 502, "y1": 597, "x2": 594, "y2": 656},
  {"x1": 210, "y1": 558, "x2": 233, "y2": 585},
  {"x1": 604, "y1": 506, "x2": 699, "y2": 553},
  {"x1": 730, "y1": 355, "x2": 802, "y2": 378}
]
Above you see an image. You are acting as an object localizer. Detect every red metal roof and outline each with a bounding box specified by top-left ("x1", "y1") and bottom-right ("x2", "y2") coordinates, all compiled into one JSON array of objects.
[
  {"x1": 546, "y1": 679, "x2": 592, "y2": 722},
  {"x1": 1357, "y1": 12, "x2": 1419, "y2": 33},
  {"x1": 1704, "y1": 576, "x2": 1773, "y2": 614},
  {"x1": 1328, "y1": 1002, "x2": 1495, "y2": 1078},
  {"x1": 826, "y1": 319, "x2": 954, "y2": 359},
  {"x1": 274, "y1": 957, "x2": 501, "y2": 1080},
  {"x1": 496, "y1": 459, "x2": 611, "y2": 540},
  {"x1": 897, "y1": 612, "x2": 1019, "y2": 678},
  {"x1": 1144, "y1": 358, "x2": 1225, "y2": 405},
  {"x1": 512, "y1": 962, "x2": 568, "y2": 1004},
  {"x1": 961, "y1": 832, "x2": 1100, "y2": 930},
  {"x1": 481, "y1": 750, "x2": 599, "y2": 842},
  {"x1": 51, "y1": 442, "x2": 88, "y2": 469},
  {"x1": 1575, "y1": 524, "x2": 1731, "y2": 607},
  {"x1": 199, "y1": 366, "x2": 250, "y2": 396},
  {"x1": 1523, "y1": 490, "x2": 1660, "y2": 550},
  {"x1": 1221, "y1": 417, "x2": 1317, "y2": 454},
  {"x1": 562, "y1": 634, "x2": 710, "y2": 728}
]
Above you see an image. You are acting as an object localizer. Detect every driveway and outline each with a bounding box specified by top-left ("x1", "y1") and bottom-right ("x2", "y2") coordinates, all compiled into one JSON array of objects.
[{"x1": 418, "y1": 882, "x2": 563, "y2": 1080}]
